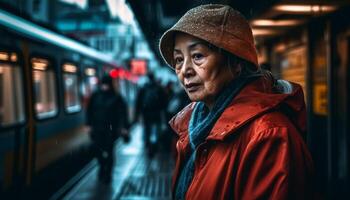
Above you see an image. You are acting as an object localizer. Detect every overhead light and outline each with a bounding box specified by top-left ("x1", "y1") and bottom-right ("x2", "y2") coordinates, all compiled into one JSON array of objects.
[
  {"x1": 251, "y1": 19, "x2": 303, "y2": 27},
  {"x1": 60, "y1": 0, "x2": 88, "y2": 9},
  {"x1": 106, "y1": 0, "x2": 134, "y2": 24},
  {"x1": 274, "y1": 43, "x2": 287, "y2": 52},
  {"x1": 274, "y1": 5, "x2": 337, "y2": 13},
  {"x1": 252, "y1": 29, "x2": 280, "y2": 36}
]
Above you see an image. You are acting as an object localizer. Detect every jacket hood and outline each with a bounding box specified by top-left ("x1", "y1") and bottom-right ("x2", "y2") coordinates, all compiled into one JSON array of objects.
[{"x1": 169, "y1": 77, "x2": 307, "y2": 141}]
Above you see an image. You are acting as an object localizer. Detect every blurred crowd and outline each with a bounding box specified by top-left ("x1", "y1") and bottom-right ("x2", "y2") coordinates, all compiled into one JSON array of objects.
[{"x1": 86, "y1": 73, "x2": 189, "y2": 183}]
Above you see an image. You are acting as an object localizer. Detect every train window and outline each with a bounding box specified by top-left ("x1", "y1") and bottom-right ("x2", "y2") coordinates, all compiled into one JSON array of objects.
[
  {"x1": 31, "y1": 57, "x2": 58, "y2": 119},
  {"x1": 63, "y1": 63, "x2": 81, "y2": 113},
  {"x1": 0, "y1": 52, "x2": 25, "y2": 126},
  {"x1": 82, "y1": 67, "x2": 98, "y2": 98}
]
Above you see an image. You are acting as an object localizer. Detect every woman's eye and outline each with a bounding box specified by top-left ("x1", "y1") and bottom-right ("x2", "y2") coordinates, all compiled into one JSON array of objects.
[
  {"x1": 174, "y1": 57, "x2": 183, "y2": 65},
  {"x1": 193, "y1": 53, "x2": 204, "y2": 61}
]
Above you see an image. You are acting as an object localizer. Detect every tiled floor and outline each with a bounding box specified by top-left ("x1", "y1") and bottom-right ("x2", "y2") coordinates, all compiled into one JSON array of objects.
[{"x1": 60, "y1": 125, "x2": 174, "y2": 200}]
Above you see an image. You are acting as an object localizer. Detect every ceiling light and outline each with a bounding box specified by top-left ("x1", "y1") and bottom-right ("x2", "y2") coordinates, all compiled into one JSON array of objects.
[
  {"x1": 60, "y1": 0, "x2": 88, "y2": 9},
  {"x1": 252, "y1": 29, "x2": 280, "y2": 36},
  {"x1": 274, "y1": 5, "x2": 337, "y2": 13},
  {"x1": 106, "y1": 0, "x2": 134, "y2": 24},
  {"x1": 251, "y1": 19, "x2": 303, "y2": 27}
]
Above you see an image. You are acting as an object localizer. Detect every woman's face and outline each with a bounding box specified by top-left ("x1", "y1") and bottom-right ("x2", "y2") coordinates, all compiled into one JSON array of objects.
[{"x1": 174, "y1": 33, "x2": 236, "y2": 108}]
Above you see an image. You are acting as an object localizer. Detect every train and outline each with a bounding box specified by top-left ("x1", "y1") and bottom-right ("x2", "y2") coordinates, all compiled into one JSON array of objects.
[{"x1": 0, "y1": 8, "x2": 136, "y2": 199}]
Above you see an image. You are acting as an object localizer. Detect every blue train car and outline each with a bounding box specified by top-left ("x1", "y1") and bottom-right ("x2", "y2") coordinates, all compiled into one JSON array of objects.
[{"x1": 0, "y1": 9, "x2": 131, "y2": 199}]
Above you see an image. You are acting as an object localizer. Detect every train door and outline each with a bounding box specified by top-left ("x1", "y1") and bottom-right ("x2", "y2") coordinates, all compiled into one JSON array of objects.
[
  {"x1": 30, "y1": 56, "x2": 59, "y2": 175},
  {"x1": 0, "y1": 50, "x2": 26, "y2": 197}
]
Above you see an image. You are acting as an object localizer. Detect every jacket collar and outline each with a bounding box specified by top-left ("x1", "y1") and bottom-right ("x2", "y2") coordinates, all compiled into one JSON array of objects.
[{"x1": 169, "y1": 77, "x2": 306, "y2": 141}]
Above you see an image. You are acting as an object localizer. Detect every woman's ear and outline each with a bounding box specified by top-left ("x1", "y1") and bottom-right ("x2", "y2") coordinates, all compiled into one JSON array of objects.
[{"x1": 227, "y1": 60, "x2": 241, "y2": 78}]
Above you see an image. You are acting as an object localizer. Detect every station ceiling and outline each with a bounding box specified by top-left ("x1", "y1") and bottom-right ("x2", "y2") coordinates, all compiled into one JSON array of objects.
[{"x1": 127, "y1": 0, "x2": 348, "y2": 64}]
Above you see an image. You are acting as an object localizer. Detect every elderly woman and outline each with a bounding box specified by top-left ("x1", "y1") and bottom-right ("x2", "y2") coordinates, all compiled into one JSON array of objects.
[{"x1": 159, "y1": 4, "x2": 314, "y2": 200}]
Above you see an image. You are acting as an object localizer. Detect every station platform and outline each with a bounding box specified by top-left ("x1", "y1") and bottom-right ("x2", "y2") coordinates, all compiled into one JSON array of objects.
[{"x1": 51, "y1": 125, "x2": 174, "y2": 200}]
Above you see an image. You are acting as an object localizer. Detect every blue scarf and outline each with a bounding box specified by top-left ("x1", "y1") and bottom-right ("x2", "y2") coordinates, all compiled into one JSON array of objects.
[{"x1": 175, "y1": 75, "x2": 260, "y2": 200}]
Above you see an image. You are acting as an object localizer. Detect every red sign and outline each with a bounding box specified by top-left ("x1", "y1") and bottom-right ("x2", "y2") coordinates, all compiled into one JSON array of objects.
[{"x1": 130, "y1": 59, "x2": 147, "y2": 75}]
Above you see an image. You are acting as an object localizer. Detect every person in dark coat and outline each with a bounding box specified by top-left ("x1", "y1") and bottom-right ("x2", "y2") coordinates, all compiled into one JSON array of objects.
[
  {"x1": 86, "y1": 75, "x2": 129, "y2": 183},
  {"x1": 159, "y1": 4, "x2": 315, "y2": 200},
  {"x1": 134, "y1": 73, "x2": 166, "y2": 157}
]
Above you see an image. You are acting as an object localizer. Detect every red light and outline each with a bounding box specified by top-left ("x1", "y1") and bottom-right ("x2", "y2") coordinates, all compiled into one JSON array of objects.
[
  {"x1": 130, "y1": 59, "x2": 147, "y2": 75},
  {"x1": 109, "y1": 69, "x2": 119, "y2": 78},
  {"x1": 109, "y1": 68, "x2": 137, "y2": 83},
  {"x1": 119, "y1": 70, "x2": 126, "y2": 79}
]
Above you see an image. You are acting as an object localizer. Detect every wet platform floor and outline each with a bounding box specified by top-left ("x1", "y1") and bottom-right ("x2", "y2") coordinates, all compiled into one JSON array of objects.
[{"x1": 54, "y1": 125, "x2": 174, "y2": 200}]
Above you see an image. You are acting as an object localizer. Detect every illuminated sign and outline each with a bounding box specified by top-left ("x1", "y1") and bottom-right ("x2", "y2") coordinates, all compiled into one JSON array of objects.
[
  {"x1": 109, "y1": 68, "x2": 138, "y2": 83},
  {"x1": 313, "y1": 83, "x2": 327, "y2": 115},
  {"x1": 130, "y1": 59, "x2": 147, "y2": 76}
]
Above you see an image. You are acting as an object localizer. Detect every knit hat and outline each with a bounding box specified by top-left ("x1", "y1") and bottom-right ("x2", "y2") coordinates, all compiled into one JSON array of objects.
[{"x1": 159, "y1": 4, "x2": 259, "y2": 69}]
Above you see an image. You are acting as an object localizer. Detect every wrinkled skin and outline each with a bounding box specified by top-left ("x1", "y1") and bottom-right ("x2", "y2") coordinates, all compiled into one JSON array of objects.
[{"x1": 173, "y1": 33, "x2": 236, "y2": 109}]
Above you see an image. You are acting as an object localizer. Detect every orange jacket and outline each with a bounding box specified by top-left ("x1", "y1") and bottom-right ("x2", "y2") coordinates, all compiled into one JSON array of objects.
[{"x1": 169, "y1": 78, "x2": 314, "y2": 200}]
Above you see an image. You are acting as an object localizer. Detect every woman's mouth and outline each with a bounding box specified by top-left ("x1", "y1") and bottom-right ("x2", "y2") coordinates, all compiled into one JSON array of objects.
[{"x1": 185, "y1": 83, "x2": 201, "y2": 92}]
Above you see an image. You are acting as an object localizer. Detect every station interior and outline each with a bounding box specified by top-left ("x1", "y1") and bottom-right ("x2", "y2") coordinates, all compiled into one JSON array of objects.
[{"x1": 0, "y1": 0, "x2": 350, "y2": 199}]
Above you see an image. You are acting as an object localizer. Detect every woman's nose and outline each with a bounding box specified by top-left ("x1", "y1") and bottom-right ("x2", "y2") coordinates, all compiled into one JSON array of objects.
[{"x1": 181, "y1": 57, "x2": 194, "y2": 77}]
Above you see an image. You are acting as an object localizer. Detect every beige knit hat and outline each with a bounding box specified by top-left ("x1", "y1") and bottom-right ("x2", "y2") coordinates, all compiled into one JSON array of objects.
[{"x1": 159, "y1": 4, "x2": 259, "y2": 69}]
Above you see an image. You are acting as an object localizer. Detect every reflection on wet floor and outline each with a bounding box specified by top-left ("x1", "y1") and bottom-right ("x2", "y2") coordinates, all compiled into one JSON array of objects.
[
  {"x1": 60, "y1": 125, "x2": 174, "y2": 200},
  {"x1": 116, "y1": 153, "x2": 173, "y2": 200}
]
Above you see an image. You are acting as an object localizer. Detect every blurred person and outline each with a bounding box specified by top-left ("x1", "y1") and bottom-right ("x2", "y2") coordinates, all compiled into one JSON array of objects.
[
  {"x1": 166, "y1": 83, "x2": 191, "y2": 119},
  {"x1": 159, "y1": 4, "x2": 315, "y2": 200},
  {"x1": 134, "y1": 73, "x2": 167, "y2": 157},
  {"x1": 86, "y1": 75, "x2": 129, "y2": 184},
  {"x1": 166, "y1": 83, "x2": 191, "y2": 159},
  {"x1": 160, "y1": 81, "x2": 175, "y2": 149}
]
